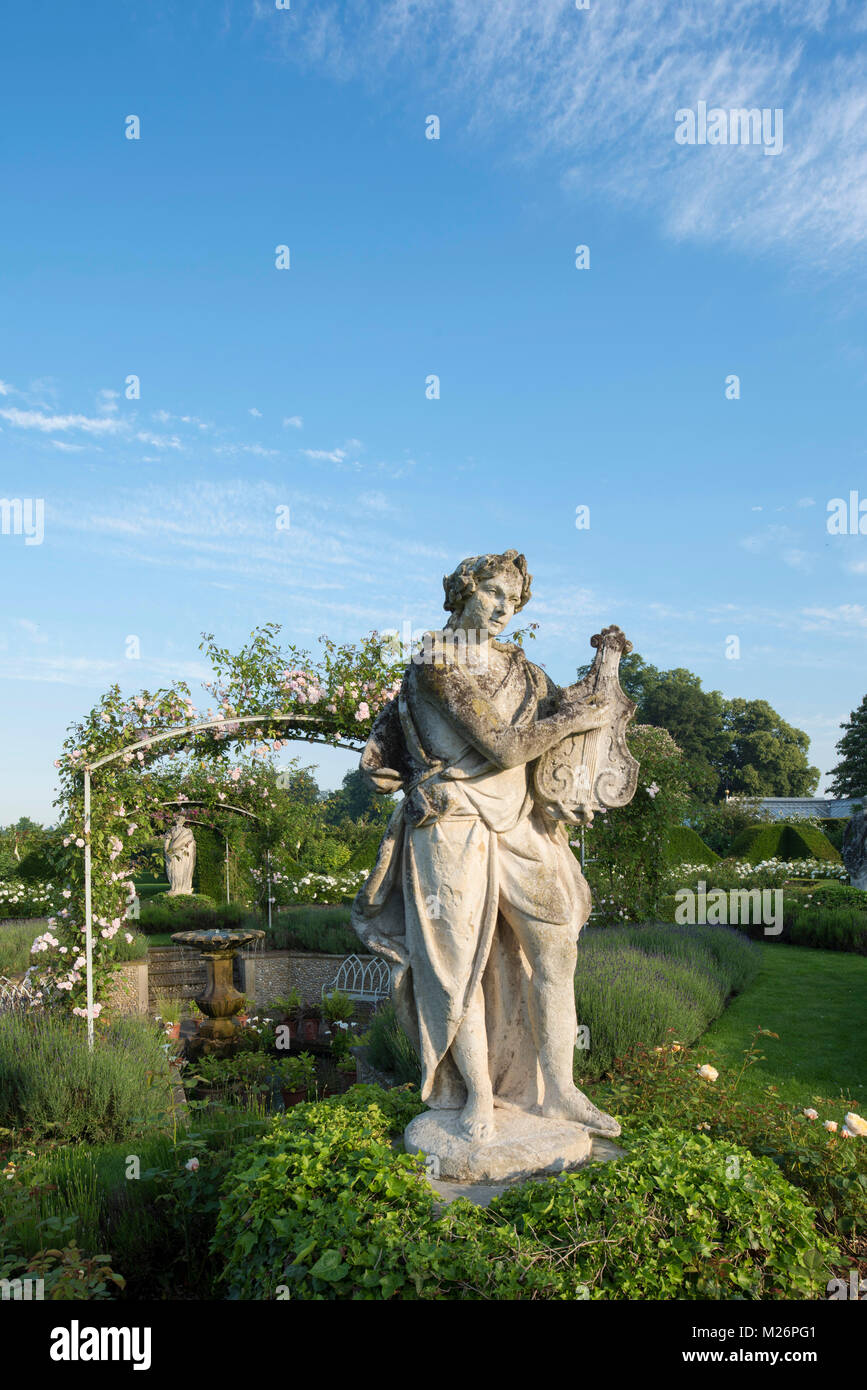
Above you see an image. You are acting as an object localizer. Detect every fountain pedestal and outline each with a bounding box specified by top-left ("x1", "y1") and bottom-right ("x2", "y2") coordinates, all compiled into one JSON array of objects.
[{"x1": 170, "y1": 928, "x2": 265, "y2": 1058}]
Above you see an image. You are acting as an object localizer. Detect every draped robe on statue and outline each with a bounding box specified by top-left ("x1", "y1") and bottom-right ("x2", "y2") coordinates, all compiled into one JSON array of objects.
[{"x1": 351, "y1": 643, "x2": 590, "y2": 1111}]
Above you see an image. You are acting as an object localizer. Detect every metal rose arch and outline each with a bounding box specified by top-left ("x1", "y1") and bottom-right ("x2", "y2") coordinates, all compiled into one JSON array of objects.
[{"x1": 79, "y1": 712, "x2": 362, "y2": 1048}]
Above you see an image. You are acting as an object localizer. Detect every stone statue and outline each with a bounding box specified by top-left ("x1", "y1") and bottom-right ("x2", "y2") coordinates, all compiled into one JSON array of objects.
[
  {"x1": 164, "y1": 815, "x2": 196, "y2": 896},
  {"x1": 842, "y1": 809, "x2": 867, "y2": 890},
  {"x1": 351, "y1": 549, "x2": 639, "y2": 1181}
]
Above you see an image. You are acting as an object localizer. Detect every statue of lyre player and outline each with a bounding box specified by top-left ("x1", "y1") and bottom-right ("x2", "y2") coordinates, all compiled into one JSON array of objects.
[{"x1": 352, "y1": 550, "x2": 638, "y2": 1153}]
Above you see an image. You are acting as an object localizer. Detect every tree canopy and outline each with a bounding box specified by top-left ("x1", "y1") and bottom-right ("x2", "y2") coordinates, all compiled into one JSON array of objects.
[
  {"x1": 578, "y1": 652, "x2": 819, "y2": 801},
  {"x1": 829, "y1": 694, "x2": 867, "y2": 798}
]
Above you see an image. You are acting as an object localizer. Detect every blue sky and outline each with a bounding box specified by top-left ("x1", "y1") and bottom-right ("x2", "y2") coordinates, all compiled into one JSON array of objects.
[{"x1": 1, "y1": 0, "x2": 866, "y2": 822}]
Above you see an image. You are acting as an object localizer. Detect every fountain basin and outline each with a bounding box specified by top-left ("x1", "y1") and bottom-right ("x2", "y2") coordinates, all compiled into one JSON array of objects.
[{"x1": 171, "y1": 927, "x2": 265, "y2": 1057}]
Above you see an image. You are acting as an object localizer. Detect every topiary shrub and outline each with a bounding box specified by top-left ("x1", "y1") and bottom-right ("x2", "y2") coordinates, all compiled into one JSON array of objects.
[
  {"x1": 730, "y1": 822, "x2": 841, "y2": 865},
  {"x1": 665, "y1": 825, "x2": 719, "y2": 866},
  {"x1": 192, "y1": 826, "x2": 225, "y2": 902}
]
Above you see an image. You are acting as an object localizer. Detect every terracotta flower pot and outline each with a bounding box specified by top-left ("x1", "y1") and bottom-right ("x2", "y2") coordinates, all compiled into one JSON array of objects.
[{"x1": 280, "y1": 1086, "x2": 307, "y2": 1108}]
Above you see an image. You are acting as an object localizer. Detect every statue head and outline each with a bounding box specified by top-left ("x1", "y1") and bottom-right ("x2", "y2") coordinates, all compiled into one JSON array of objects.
[{"x1": 443, "y1": 550, "x2": 532, "y2": 639}]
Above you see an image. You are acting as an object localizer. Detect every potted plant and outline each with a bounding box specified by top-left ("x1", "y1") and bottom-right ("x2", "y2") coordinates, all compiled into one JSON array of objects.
[
  {"x1": 154, "y1": 996, "x2": 183, "y2": 1042},
  {"x1": 336, "y1": 1056, "x2": 358, "y2": 1093},
  {"x1": 322, "y1": 989, "x2": 356, "y2": 1027},
  {"x1": 268, "y1": 989, "x2": 302, "y2": 1040},
  {"x1": 235, "y1": 994, "x2": 255, "y2": 1026},
  {"x1": 300, "y1": 1002, "x2": 322, "y2": 1043},
  {"x1": 276, "y1": 1052, "x2": 316, "y2": 1108},
  {"x1": 328, "y1": 1017, "x2": 358, "y2": 1090},
  {"x1": 185, "y1": 1051, "x2": 271, "y2": 1105}
]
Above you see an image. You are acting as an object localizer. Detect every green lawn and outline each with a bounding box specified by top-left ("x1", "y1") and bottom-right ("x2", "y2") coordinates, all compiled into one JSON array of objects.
[{"x1": 695, "y1": 942, "x2": 866, "y2": 1110}]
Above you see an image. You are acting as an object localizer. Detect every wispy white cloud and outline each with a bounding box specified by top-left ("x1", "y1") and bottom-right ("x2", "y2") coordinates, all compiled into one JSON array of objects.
[
  {"x1": 136, "y1": 431, "x2": 183, "y2": 450},
  {"x1": 801, "y1": 603, "x2": 867, "y2": 630},
  {"x1": 0, "y1": 406, "x2": 124, "y2": 434},
  {"x1": 302, "y1": 447, "x2": 347, "y2": 463},
  {"x1": 249, "y1": 407, "x2": 263, "y2": 418},
  {"x1": 283, "y1": 415, "x2": 303, "y2": 429},
  {"x1": 270, "y1": 0, "x2": 867, "y2": 269}
]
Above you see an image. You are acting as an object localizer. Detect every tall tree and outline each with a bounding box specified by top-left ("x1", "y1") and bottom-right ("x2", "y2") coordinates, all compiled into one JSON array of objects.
[
  {"x1": 324, "y1": 768, "x2": 394, "y2": 826},
  {"x1": 577, "y1": 651, "x2": 818, "y2": 801},
  {"x1": 829, "y1": 695, "x2": 867, "y2": 798},
  {"x1": 717, "y1": 698, "x2": 819, "y2": 797}
]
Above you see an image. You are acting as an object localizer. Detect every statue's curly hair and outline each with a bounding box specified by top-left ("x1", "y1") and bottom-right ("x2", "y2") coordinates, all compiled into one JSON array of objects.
[{"x1": 442, "y1": 549, "x2": 532, "y2": 625}]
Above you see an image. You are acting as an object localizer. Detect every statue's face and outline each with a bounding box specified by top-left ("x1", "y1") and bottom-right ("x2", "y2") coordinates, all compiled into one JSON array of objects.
[{"x1": 457, "y1": 571, "x2": 523, "y2": 638}]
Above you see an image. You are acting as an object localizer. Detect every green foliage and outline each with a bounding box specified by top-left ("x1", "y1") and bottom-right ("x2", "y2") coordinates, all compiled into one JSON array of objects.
[
  {"x1": 193, "y1": 825, "x2": 225, "y2": 901},
  {"x1": 215, "y1": 1099, "x2": 430, "y2": 1299},
  {"x1": 492, "y1": 1122, "x2": 838, "y2": 1300},
  {"x1": 688, "y1": 796, "x2": 773, "y2": 857},
  {"x1": 579, "y1": 655, "x2": 820, "y2": 801},
  {"x1": 829, "y1": 693, "x2": 867, "y2": 798},
  {"x1": 784, "y1": 880, "x2": 867, "y2": 911},
  {"x1": 818, "y1": 818, "x2": 848, "y2": 853},
  {"x1": 719, "y1": 698, "x2": 820, "y2": 798},
  {"x1": 0, "y1": 920, "x2": 44, "y2": 975},
  {"x1": 323, "y1": 768, "x2": 395, "y2": 829},
  {"x1": 581, "y1": 724, "x2": 691, "y2": 923},
  {"x1": 265, "y1": 906, "x2": 358, "y2": 955},
  {"x1": 599, "y1": 1033, "x2": 867, "y2": 1246},
  {"x1": 321, "y1": 989, "x2": 355, "y2": 1024},
  {"x1": 0, "y1": 818, "x2": 55, "y2": 881},
  {"x1": 665, "y1": 825, "x2": 719, "y2": 866},
  {"x1": 730, "y1": 822, "x2": 842, "y2": 865},
  {"x1": 574, "y1": 924, "x2": 760, "y2": 1079},
  {"x1": 0, "y1": 1239, "x2": 126, "y2": 1300},
  {"x1": 107, "y1": 929, "x2": 149, "y2": 962},
  {"x1": 345, "y1": 828, "x2": 385, "y2": 872},
  {"x1": 0, "y1": 1014, "x2": 173, "y2": 1142},
  {"x1": 215, "y1": 1092, "x2": 837, "y2": 1300},
  {"x1": 361, "y1": 1001, "x2": 422, "y2": 1084},
  {"x1": 788, "y1": 909, "x2": 867, "y2": 955},
  {"x1": 139, "y1": 896, "x2": 249, "y2": 934}
]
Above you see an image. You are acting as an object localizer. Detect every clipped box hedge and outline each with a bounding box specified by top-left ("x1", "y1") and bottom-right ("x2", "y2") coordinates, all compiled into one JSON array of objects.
[
  {"x1": 665, "y1": 825, "x2": 719, "y2": 866},
  {"x1": 729, "y1": 822, "x2": 842, "y2": 865}
]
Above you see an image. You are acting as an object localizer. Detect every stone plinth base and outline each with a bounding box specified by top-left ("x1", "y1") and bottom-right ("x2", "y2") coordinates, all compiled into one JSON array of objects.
[{"x1": 404, "y1": 1106, "x2": 594, "y2": 1183}]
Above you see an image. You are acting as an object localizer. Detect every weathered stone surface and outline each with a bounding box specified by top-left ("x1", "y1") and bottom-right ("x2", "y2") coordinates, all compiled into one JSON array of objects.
[
  {"x1": 164, "y1": 816, "x2": 195, "y2": 895},
  {"x1": 404, "y1": 1106, "x2": 594, "y2": 1183},
  {"x1": 351, "y1": 550, "x2": 630, "y2": 1162},
  {"x1": 424, "y1": 1134, "x2": 625, "y2": 1208},
  {"x1": 842, "y1": 810, "x2": 867, "y2": 890},
  {"x1": 104, "y1": 959, "x2": 149, "y2": 1016}
]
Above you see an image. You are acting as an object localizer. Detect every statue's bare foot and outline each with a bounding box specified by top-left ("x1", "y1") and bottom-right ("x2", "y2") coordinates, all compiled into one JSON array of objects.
[
  {"x1": 542, "y1": 1088, "x2": 621, "y2": 1138},
  {"x1": 459, "y1": 1095, "x2": 495, "y2": 1143}
]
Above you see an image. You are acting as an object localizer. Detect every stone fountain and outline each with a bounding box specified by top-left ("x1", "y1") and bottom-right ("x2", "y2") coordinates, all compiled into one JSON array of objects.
[{"x1": 171, "y1": 927, "x2": 265, "y2": 1058}]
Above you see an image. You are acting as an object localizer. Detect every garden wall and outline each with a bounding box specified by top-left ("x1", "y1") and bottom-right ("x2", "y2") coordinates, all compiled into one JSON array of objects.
[
  {"x1": 145, "y1": 946, "x2": 380, "y2": 1011},
  {"x1": 104, "y1": 960, "x2": 149, "y2": 1016},
  {"x1": 239, "y1": 949, "x2": 379, "y2": 1007}
]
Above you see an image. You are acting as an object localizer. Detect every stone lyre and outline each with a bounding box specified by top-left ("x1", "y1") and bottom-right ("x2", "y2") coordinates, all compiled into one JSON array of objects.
[{"x1": 532, "y1": 624, "x2": 639, "y2": 826}]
